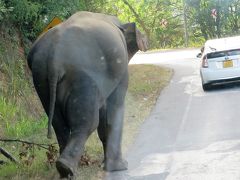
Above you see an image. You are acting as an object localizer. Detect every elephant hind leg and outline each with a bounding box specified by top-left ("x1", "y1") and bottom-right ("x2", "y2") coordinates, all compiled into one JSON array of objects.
[
  {"x1": 56, "y1": 79, "x2": 100, "y2": 178},
  {"x1": 99, "y1": 74, "x2": 128, "y2": 172},
  {"x1": 52, "y1": 107, "x2": 70, "y2": 154},
  {"x1": 56, "y1": 158, "x2": 74, "y2": 179},
  {"x1": 98, "y1": 103, "x2": 127, "y2": 172}
]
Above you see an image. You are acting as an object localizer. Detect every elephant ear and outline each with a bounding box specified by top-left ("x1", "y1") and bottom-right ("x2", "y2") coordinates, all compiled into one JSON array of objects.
[
  {"x1": 120, "y1": 23, "x2": 148, "y2": 53},
  {"x1": 136, "y1": 29, "x2": 148, "y2": 52}
]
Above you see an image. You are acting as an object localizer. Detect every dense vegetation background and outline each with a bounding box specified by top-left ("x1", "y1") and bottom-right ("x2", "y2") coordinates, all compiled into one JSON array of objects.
[{"x1": 1, "y1": 0, "x2": 240, "y2": 50}]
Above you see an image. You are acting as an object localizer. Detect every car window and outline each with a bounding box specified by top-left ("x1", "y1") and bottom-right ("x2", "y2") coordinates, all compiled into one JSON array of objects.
[
  {"x1": 207, "y1": 52, "x2": 225, "y2": 59},
  {"x1": 228, "y1": 49, "x2": 240, "y2": 56},
  {"x1": 206, "y1": 49, "x2": 240, "y2": 59}
]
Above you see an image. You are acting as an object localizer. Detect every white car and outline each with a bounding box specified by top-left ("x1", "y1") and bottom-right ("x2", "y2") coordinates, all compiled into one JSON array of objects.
[{"x1": 199, "y1": 36, "x2": 240, "y2": 91}]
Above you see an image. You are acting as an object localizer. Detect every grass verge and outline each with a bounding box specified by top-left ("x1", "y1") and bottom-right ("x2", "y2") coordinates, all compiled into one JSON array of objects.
[{"x1": 0, "y1": 64, "x2": 173, "y2": 180}]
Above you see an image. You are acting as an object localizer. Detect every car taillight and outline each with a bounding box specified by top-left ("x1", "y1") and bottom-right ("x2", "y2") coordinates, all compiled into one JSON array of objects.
[{"x1": 202, "y1": 56, "x2": 208, "y2": 68}]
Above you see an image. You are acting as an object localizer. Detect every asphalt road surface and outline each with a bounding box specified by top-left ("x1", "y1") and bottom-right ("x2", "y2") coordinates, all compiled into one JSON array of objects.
[{"x1": 103, "y1": 49, "x2": 240, "y2": 180}]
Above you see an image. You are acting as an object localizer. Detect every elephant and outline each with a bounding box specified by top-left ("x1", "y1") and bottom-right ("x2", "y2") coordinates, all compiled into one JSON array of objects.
[{"x1": 27, "y1": 11, "x2": 148, "y2": 178}]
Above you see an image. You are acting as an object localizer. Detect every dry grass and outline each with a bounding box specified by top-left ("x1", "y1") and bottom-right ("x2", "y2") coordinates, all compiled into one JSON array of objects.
[{"x1": 123, "y1": 64, "x2": 173, "y2": 151}]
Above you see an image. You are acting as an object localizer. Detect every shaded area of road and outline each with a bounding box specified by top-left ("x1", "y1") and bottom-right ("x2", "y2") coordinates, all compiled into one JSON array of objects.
[{"x1": 104, "y1": 49, "x2": 240, "y2": 180}]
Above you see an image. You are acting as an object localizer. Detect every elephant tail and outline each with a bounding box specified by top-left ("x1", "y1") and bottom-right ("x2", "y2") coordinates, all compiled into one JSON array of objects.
[{"x1": 47, "y1": 76, "x2": 58, "y2": 139}]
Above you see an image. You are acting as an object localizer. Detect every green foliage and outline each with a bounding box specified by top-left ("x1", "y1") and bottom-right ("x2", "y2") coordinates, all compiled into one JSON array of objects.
[
  {"x1": 0, "y1": 0, "x2": 12, "y2": 20},
  {"x1": 2, "y1": 0, "x2": 240, "y2": 49},
  {"x1": 7, "y1": 0, "x2": 41, "y2": 23},
  {"x1": 0, "y1": 96, "x2": 47, "y2": 138},
  {"x1": 0, "y1": 28, "x2": 45, "y2": 139},
  {"x1": 187, "y1": 0, "x2": 240, "y2": 40},
  {"x1": 1, "y1": 0, "x2": 110, "y2": 42},
  {"x1": 3, "y1": 0, "x2": 42, "y2": 40},
  {"x1": 103, "y1": 0, "x2": 186, "y2": 48},
  {"x1": 0, "y1": 163, "x2": 18, "y2": 178}
]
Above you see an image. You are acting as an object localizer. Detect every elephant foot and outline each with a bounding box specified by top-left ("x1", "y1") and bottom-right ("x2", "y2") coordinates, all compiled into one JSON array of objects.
[
  {"x1": 104, "y1": 158, "x2": 128, "y2": 172},
  {"x1": 56, "y1": 158, "x2": 75, "y2": 179}
]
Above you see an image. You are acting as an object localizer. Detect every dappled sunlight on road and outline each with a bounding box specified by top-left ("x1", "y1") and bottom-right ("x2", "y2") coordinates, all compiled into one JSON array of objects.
[{"x1": 128, "y1": 139, "x2": 240, "y2": 180}]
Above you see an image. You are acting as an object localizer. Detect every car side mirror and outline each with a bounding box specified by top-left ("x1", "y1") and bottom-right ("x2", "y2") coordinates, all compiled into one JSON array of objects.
[{"x1": 196, "y1": 53, "x2": 202, "y2": 58}]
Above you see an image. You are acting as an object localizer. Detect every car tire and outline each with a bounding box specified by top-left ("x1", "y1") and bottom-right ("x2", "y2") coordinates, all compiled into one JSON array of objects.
[{"x1": 202, "y1": 83, "x2": 211, "y2": 91}]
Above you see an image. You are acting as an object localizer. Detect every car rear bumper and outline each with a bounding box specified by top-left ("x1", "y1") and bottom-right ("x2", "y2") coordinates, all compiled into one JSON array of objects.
[{"x1": 200, "y1": 67, "x2": 240, "y2": 85}]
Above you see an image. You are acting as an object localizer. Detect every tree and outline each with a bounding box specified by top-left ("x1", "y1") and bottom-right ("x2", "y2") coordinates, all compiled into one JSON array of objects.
[
  {"x1": 187, "y1": 0, "x2": 240, "y2": 41},
  {"x1": 103, "y1": 0, "x2": 186, "y2": 48},
  {"x1": 3, "y1": 0, "x2": 240, "y2": 49}
]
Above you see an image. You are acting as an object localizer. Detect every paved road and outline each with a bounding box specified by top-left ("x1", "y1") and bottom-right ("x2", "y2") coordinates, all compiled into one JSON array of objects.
[{"x1": 104, "y1": 49, "x2": 240, "y2": 180}]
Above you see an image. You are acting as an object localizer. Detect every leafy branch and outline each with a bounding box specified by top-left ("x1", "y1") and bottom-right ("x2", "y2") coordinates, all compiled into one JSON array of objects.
[
  {"x1": 0, "y1": 138, "x2": 56, "y2": 150},
  {"x1": 0, "y1": 138, "x2": 58, "y2": 166}
]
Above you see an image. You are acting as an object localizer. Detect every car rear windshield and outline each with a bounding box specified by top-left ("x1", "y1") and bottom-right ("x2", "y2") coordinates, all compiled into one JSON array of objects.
[{"x1": 207, "y1": 49, "x2": 240, "y2": 59}]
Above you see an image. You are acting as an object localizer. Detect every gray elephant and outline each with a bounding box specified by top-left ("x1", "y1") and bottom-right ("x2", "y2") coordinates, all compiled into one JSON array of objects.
[{"x1": 27, "y1": 11, "x2": 148, "y2": 178}]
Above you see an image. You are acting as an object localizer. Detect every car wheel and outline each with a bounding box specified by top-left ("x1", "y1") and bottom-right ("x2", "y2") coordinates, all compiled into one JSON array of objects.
[{"x1": 202, "y1": 83, "x2": 211, "y2": 91}]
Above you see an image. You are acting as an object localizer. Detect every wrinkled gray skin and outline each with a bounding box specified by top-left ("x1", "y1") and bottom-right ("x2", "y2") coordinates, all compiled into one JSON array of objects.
[{"x1": 27, "y1": 11, "x2": 148, "y2": 178}]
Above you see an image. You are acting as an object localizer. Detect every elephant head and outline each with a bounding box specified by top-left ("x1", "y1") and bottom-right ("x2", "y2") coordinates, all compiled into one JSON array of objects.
[{"x1": 120, "y1": 23, "x2": 148, "y2": 60}]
